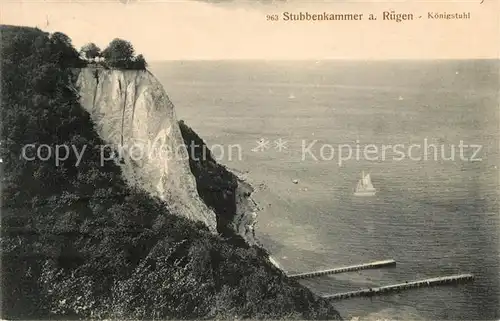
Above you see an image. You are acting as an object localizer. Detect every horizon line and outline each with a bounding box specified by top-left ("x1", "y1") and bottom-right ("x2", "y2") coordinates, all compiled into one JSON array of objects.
[{"x1": 148, "y1": 58, "x2": 500, "y2": 62}]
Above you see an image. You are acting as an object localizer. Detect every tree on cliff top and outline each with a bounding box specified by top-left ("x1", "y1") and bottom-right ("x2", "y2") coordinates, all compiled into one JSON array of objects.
[
  {"x1": 101, "y1": 38, "x2": 147, "y2": 70},
  {"x1": 102, "y1": 38, "x2": 134, "y2": 62},
  {"x1": 80, "y1": 42, "x2": 101, "y2": 59},
  {"x1": 134, "y1": 54, "x2": 147, "y2": 69}
]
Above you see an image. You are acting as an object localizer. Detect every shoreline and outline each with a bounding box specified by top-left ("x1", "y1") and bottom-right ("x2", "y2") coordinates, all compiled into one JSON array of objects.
[
  {"x1": 231, "y1": 169, "x2": 260, "y2": 246},
  {"x1": 228, "y1": 167, "x2": 286, "y2": 272}
]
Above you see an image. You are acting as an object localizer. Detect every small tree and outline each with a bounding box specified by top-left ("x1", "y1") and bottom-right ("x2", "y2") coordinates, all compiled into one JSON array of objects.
[
  {"x1": 80, "y1": 43, "x2": 101, "y2": 59},
  {"x1": 102, "y1": 38, "x2": 134, "y2": 68},
  {"x1": 133, "y1": 54, "x2": 147, "y2": 70},
  {"x1": 100, "y1": 38, "x2": 147, "y2": 70}
]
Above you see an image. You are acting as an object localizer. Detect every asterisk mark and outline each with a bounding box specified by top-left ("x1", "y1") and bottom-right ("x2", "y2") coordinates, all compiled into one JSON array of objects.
[
  {"x1": 274, "y1": 138, "x2": 288, "y2": 152},
  {"x1": 252, "y1": 138, "x2": 270, "y2": 152}
]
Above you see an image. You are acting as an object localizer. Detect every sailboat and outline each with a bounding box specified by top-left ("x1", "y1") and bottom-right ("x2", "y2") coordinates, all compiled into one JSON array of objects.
[{"x1": 354, "y1": 171, "x2": 376, "y2": 196}]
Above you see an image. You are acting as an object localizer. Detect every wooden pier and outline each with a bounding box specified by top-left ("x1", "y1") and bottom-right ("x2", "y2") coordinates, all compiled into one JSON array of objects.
[
  {"x1": 288, "y1": 259, "x2": 396, "y2": 280},
  {"x1": 321, "y1": 273, "x2": 474, "y2": 300}
]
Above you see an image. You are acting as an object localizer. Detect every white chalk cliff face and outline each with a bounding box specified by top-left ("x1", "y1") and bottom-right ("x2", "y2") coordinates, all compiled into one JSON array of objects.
[{"x1": 76, "y1": 68, "x2": 217, "y2": 232}]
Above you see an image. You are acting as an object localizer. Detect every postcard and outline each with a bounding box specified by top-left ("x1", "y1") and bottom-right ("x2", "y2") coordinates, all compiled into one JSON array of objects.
[{"x1": 1, "y1": 0, "x2": 499, "y2": 320}]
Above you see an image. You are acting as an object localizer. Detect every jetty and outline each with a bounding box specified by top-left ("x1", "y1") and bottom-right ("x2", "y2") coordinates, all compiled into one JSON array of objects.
[
  {"x1": 288, "y1": 259, "x2": 396, "y2": 280},
  {"x1": 321, "y1": 273, "x2": 474, "y2": 300}
]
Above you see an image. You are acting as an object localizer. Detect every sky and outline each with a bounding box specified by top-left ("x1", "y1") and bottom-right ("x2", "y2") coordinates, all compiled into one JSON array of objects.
[{"x1": 2, "y1": 0, "x2": 499, "y2": 60}]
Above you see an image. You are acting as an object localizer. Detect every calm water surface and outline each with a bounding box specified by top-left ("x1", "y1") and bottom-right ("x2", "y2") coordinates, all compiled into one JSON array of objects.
[{"x1": 151, "y1": 60, "x2": 499, "y2": 320}]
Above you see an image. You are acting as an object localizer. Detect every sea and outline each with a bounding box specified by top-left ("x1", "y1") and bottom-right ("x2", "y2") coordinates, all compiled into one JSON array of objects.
[{"x1": 150, "y1": 60, "x2": 500, "y2": 321}]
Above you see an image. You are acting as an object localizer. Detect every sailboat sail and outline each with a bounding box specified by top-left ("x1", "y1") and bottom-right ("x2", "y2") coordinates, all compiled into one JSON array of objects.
[
  {"x1": 363, "y1": 174, "x2": 374, "y2": 189},
  {"x1": 354, "y1": 171, "x2": 376, "y2": 196}
]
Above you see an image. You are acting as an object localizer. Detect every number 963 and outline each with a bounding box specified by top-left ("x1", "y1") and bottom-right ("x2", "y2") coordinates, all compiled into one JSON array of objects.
[{"x1": 266, "y1": 14, "x2": 279, "y2": 21}]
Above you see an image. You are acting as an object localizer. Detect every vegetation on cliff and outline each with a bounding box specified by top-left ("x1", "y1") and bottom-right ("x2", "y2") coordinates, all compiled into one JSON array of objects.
[
  {"x1": 80, "y1": 42, "x2": 101, "y2": 59},
  {"x1": 178, "y1": 120, "x2": 241, "y2": 239},
  {"x1": 0, "y1": 25, "x2": 341, "y2": 320},
  {"x1": 80, "y1": 38, "x2": 147, "y2": 70}
]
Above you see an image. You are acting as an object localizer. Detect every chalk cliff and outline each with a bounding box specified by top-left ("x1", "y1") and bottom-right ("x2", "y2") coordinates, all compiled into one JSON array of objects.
[{"x1": 75, "y1": 68, "x2": 217, "y2": 232}]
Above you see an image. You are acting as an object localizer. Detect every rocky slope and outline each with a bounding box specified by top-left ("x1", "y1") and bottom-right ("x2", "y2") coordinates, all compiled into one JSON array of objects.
[
  {"x1": 178, "y1": 120, "x2": 259, "y2": 245},
  {"x1": 76, "y1": 68, "x2": 217, "y2": 232}
]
